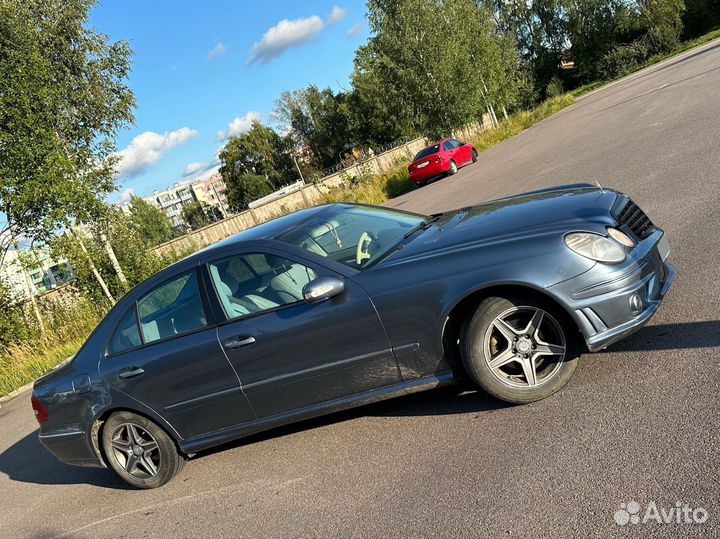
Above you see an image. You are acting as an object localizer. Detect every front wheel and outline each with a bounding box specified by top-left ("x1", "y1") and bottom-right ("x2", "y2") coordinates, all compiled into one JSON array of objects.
[
  {"x1": 471, "y1": 148, "x2": 478, "y2": 163},
  {"x1": 102, "y1": 411, "x2": 185, "y2": 489},
  {"x1": 460, "y1": 296, "x2": 579, "y2": 403}
]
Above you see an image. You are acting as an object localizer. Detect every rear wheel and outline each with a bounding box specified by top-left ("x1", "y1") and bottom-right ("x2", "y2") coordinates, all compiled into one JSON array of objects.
[
  {"x1": 448, "y1": 160, "x2": 458, "y2": 175},
  {"x1": 460, "y1": 296, "x2": 579, "y2": 403},
  {"x1": 102, "y1": 411, "x2": 184, "y2": 489}
]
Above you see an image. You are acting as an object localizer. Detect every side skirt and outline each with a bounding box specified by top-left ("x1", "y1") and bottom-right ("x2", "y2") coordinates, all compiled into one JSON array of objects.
[{"x1": 180, "y1": 372, "x2": 456, "y2": 454}]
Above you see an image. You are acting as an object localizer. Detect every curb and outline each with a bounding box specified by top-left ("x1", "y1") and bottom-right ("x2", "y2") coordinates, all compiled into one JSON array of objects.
[{"x1": 0, "y1": 356, "x2": 74, "y2": 407}]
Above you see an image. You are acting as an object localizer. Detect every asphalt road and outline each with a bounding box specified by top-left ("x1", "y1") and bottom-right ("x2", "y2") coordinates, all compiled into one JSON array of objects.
[{"x1": 2, "y1": 39, "x2": 720, "y2": 539}]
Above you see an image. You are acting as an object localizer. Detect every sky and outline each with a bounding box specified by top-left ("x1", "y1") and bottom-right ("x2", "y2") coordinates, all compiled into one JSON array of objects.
[{"x1": 89, "y1": 0, "x2": 370, "y2": 203}]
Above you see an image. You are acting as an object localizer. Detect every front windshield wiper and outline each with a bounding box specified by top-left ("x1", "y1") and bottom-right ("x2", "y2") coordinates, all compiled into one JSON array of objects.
[{"x1": 403, "y1": 213, "x2": 443, "y2": 239}]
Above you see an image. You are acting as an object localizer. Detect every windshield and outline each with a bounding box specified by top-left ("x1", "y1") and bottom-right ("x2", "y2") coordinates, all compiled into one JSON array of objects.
[
  {"x1": 413, "y1": 144, "x2": 440, "y2": 161},
  {"x1": 276, "y1": 205, "x2": 426, "y2": 269}
]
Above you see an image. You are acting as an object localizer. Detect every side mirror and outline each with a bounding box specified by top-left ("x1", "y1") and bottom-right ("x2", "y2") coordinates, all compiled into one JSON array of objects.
[{"x1": 302, "y1": 276, "x2": 345, "y2": 304}]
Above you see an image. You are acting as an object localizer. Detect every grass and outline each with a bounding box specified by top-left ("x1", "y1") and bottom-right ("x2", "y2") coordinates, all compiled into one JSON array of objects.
[
  {"x1": 573, "y1": 27, "x2": 720, "y2": 97},
  {"x1": 0, "y1": 300, "x2": 103, "y2": 397}
]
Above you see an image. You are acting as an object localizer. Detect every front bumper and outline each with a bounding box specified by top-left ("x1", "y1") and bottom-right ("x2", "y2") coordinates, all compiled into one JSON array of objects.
[{"x1": 548, "y1": 229, "x2": 675, "y2": 352}]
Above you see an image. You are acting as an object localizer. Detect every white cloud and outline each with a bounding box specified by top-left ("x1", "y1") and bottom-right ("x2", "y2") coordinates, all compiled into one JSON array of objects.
[
  {"x1": 182, "y1": 146, "x2": 223, "y2": 181},
  {"x1": 183, "y1": 162, "x2": 206, "y2": 176},
  {"x1": 206, "y1": 42, "x2": 227, "y2": 61},
  {"x1": 328, "y1": 6, "x2": 349, "y2": 24},
  {"x1": 215, "y1": 111, "x2": 261, "y2": 141},
  {"x1": 247, "y1": 6, "x2": 348, "y2": 65},
  {"x1": 114, "y1": 127, "x2": 198, "y2": 179},
  {"x1": 118, "y1": 187, "x2": 135, "y2": 203},
  {"x1": 346, "y1": 21, "x2": 364, "y2": 38}
]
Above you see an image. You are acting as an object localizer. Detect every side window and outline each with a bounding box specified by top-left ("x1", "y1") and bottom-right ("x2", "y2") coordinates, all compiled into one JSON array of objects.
[
  {"x1": 209, "y1": 253, "x2": 318, "y2": 319},
  {"x1": 108, "y1": 308, "x2": 141, "y2": 355},
  {"x1": 450, "y1": 139, "x2": 463, "y2": 148},
  {"x1": 442, "y1": 140, "x2": 454, "y2": 151},
  {"x1": 137, "y1": 270, "x2": 207, "y2": 344}
]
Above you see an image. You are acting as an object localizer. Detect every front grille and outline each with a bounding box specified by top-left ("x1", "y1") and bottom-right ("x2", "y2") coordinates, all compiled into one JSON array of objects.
[{"x1": 617, "y1": 199, "x2": 655, "y2": 240}]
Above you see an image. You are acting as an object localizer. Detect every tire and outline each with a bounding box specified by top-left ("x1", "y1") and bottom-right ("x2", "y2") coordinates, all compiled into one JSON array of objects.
[
  {"x1": 102, "y1": 411, "x2": 184, "y2": 489},
  {"x1": 460, "y1": 296, "x2": 579, "y2": 404},
  {"x1": 448, "y1": 160, "x2": 458, "y2": 175},
  {"x1": 471, "y1": 149, "x2": 478, "y2": 163}
]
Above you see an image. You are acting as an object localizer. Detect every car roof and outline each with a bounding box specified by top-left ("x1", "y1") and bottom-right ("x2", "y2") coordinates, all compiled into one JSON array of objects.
[{"x1": 418, "y1": 138, "x2": 451, "y2": 151}]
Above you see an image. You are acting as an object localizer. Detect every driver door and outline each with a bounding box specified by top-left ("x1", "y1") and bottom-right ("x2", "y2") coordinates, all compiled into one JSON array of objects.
[{"x1": 207, "y1": 250, "x2": 401, "y2": 419}]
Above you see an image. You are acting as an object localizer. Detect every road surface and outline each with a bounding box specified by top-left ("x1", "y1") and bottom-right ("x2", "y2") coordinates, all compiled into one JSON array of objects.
[{"x1": 2, "y1": 39, "x2": 719, "y2": 539}]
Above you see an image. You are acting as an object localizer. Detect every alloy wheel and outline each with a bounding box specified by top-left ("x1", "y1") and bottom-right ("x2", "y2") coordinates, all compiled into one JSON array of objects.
[
  {"x1": 483, "y1": 306, "x2": 566, "y2": 388},
  {"x1": 109, "y1": 422, "x2": 161, "y2": 478}
]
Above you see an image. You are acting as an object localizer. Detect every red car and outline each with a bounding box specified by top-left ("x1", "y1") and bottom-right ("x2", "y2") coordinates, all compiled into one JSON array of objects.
[{"x1": 408, "y1": 138, "x2": 478, "y2": 186}]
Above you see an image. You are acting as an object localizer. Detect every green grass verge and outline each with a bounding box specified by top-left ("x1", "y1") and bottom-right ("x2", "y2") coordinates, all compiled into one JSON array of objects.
[{"x1": 573, "y1": 27, "x2": 720, "y2": 97}]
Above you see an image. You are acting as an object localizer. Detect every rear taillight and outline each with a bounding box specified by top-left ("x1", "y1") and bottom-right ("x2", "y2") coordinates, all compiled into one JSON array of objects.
[
  {"x1": 31, "y1": 395, "x2": 48, "y2": 424},
  {"x1": 434, "y1": 156, "x2": 441, "y2": 164}
]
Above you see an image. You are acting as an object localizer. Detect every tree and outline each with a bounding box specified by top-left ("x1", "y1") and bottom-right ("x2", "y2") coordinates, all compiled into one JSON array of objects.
[
  {"x1": 224, "y1": 174, "x2": 274, "y2": 211},
  {"x1": 218, "y1": 121, "x2": 296, "y2": 190},
  {"x1": 275, "y1": 86, "x2": 354, "y2": 169},
  {"x1": 638, "y1": 0, "x2": 685, "y2": 53},
  {"x1": 181, "y1": 201, "x2": 218, "y2": 230},
  {"x1": 127, "y1": 196, "x2": 173, "y2": 246},
  {"x1": 564, "y1": 0, "x2": 635, "y2": 80},
  {"x1": 51, "y1": 211, "x2": 170, "y2": 304},
  {"x1": 219, "y1": 122, "x2": 299, "y2": 210},
  {"x1": 0, "y1": 0, "x2": 135, "y2": 260},
  {"x1": 358, "y1": 0, "x2": 521, "y2": 138},
  {"x1": 483, "y1": 0, "x2": 568, "y2": 96}
]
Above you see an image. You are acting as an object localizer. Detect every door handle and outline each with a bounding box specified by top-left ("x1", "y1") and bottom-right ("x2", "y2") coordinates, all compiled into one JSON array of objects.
[
  {"x1": 118, "y1": 367, "x2": 145, "y2": 379},
  {"x1": 223, "y1": 336, "x2": 256, "y2": 349}
]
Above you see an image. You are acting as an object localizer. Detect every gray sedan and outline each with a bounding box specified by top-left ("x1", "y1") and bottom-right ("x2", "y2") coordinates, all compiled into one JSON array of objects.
[{"x1": 31, "y1": 184, "x2": 674, "y2": 488}]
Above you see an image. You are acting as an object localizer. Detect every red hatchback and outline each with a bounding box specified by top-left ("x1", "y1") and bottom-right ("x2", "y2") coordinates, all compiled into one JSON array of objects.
[{"x1": 408, "y1": 138, "x2": 478, "y2": 186}]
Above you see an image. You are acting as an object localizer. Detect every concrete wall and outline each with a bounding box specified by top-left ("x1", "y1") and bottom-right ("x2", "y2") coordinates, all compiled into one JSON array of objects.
[{"x1": 152, "y1": 120, "x2": 491, "y2": 259}]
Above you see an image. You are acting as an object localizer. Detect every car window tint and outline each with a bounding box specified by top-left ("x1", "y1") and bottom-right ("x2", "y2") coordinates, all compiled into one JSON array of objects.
[
  {"x1": 137, "y1": 270, "x2": 207, "y2": 343},
  {"x1": 108, "y1": 308, "x2": 141, "y2": 354},
  {"x1": 450, "y1": 139, "x2": 462, "y2": 148},
  {"x1": 442, "y1": 140, "x2": 454, "y2": 151},
  {"x1": 209, "y1": 253, "x2": 318, "y2": 319},
  {"x1": 413, "y1": 144, "x2": 440, "y2": 161}
]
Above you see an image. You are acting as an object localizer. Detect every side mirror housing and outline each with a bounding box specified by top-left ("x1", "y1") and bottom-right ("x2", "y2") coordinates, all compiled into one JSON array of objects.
[{"x1": 302, "y1": 276, "x2": 345, "y2": 304}]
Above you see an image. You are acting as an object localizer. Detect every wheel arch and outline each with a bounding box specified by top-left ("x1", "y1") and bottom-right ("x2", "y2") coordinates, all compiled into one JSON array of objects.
[
  {"x1": 91, "y1": 406, "x2": 186, "y2": 466},
  {"x1": 440, "y1": 283, "x2": 581, "y2": 380}
]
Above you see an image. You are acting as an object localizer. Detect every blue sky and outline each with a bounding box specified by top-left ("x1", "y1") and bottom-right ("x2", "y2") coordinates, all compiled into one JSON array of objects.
[{"x1": 90, "y1": 1, "x2": 369, "y2": 202}]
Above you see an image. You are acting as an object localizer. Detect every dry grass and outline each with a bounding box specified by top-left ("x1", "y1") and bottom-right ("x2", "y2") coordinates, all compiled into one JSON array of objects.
[{"x1": 0, "y1": 300, "x2": 103, "y2": 396}]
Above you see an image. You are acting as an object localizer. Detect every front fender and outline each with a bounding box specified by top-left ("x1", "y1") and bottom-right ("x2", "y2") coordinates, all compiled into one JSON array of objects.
[{"x1": 353, "y1": 233, "x2": 596, "y2": 380}]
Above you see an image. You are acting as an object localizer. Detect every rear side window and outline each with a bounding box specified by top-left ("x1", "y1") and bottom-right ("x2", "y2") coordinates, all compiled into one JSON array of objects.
[
  {"x1": 108, "y1": 308, "x2": 142, "y2": 355},
  {"x1": 137, "y1": 270, "x2": 207, "y2": 343},
  {"x1": 208, "y1": 253, "x2": 317, "y2": 319},
  {"x1": 442, "y1": 140, "x2": 454, "y2": 151},
  {"x1": 413, "y1": 144, "x2": 440, "y2": 161}
]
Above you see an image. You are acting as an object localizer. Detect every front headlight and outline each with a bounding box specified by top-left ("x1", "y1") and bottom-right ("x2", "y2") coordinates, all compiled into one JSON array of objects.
[{"x1": 564, "y1": 232, "x2": 626, "y2": 263}]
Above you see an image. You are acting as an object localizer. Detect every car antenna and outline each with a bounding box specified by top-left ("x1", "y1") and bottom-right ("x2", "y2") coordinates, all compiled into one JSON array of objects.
[{"x1": 595, "y1": 180, "x2": 605, "y2": 194}]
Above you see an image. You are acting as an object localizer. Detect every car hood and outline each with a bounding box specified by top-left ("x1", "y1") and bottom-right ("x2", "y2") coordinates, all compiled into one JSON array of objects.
[{"x1": 383, "y1": 184, "x2": 619, "y2": 264}]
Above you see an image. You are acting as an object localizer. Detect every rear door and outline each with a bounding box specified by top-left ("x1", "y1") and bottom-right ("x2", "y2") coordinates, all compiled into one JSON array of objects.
[
  {"x1": 206, "y1": 249, "x2": 401, "y2": 419},
  {"x1": 100, "y1": 269, "x2": 255, "y2": 439}
]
